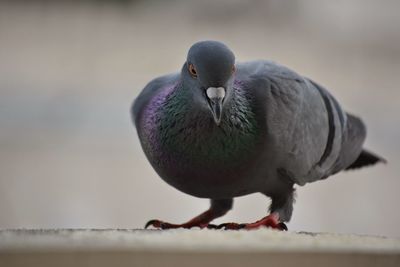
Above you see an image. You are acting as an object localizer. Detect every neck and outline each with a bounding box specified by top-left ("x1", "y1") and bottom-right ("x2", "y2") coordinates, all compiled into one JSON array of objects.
[{"x1": 150, "y1": 81, "x2": 260, "y2": 167}]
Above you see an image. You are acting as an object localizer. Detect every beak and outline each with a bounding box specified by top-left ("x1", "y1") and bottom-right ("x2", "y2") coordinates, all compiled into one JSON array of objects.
[{"x1": 206, "y1": 87, "x2": 226, "y2": 125}]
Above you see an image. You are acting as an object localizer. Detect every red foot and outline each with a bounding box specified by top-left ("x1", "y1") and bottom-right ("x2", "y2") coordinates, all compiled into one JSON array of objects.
[
  {"x1": 216, "y1": 222, "x2": 246, "y2": 230},
  {"x1": 216, "y1": 213, "x2": 288, "y2": 231},
  {"x1": 145, "y1": 219, "x2": 217, "y2": 229}
]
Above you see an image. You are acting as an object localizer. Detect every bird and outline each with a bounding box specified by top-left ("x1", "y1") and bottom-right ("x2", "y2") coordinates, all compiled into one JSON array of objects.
[{"x1": 131, "y1": 40, "x2": 386, "y2": 230}]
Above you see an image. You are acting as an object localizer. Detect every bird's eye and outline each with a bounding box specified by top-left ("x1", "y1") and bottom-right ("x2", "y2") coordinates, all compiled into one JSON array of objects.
[
  {"x1": 232, "y1": 65, "x2": 236, "y2": 74},
  {"x1": 188, "y1": 63, "x2": 197, "y2": 78}
]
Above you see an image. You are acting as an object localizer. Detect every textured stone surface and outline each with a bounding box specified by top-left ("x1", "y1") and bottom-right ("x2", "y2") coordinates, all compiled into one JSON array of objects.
[{"x1": 0, "y1": 229, "x2": 399, "y2": 267}]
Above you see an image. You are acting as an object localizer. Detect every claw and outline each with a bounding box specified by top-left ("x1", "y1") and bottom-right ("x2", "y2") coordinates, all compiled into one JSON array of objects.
[
  {"x1": 145, "y1": 219, "x2": 163, "y2": 229},
  {"x1": 207, "y1": 224, "x2": 218, "y2": 229},
  {"x1": 278, "y1": 222, "x2": 288, "y2": 231}
]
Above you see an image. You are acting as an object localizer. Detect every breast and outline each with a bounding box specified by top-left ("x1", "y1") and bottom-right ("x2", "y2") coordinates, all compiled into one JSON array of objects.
[{"x1": 137, "y1": 90, "x2": 265, "y2": 198}]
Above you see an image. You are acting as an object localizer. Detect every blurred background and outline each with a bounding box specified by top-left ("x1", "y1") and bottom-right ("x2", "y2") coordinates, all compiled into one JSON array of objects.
[{"x1": 0, "y1": 0, "x2": 399, "y2": 237}]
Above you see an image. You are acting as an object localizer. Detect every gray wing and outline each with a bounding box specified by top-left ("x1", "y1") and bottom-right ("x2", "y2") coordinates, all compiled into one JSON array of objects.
[
  {"x1": 131, "y1": 73, "x2": 179, "y2": 127},
  {"x1": 238, "y1": 60, "x2": 355, "y2": 185},
  {"x1": 332, "y1": 113, "x2": 366, "y2": 172}
]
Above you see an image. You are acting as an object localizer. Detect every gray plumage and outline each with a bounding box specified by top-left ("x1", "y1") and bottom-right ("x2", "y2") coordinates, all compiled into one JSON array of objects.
[{"x1": 132, "y1": 41, "x2": 385, "y2": 227}]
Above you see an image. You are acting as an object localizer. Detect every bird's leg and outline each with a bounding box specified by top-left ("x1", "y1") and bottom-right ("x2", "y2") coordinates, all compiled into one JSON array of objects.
[
  {"x1": 145, "y1": 199, "x2": 233, "y2": 229},
  {"x1": 217, "y1": 188, "x2": 295, "y2": 231}
]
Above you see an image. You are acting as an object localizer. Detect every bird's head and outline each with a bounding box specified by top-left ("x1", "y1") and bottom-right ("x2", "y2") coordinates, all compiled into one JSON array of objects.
[{"x1": 181, "y1": 40, "x2": 236, "y2": 126}]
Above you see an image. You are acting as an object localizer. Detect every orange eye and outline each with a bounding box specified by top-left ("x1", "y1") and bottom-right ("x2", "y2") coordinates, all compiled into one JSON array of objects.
[{"x1": 188, "y1": 63, "x2": 197, "y2": 78}]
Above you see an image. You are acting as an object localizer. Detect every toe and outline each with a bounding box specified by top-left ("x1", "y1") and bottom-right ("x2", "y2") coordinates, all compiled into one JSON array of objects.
[
  {"x1": 145, "y1": 219, "x2": 162, "y2": 229},
  {"x1": 206, "y1": 224, "x2": 218, "y2": 229},
  {"x1": 277, "y1": 222, "x2": 288, "y2": 231},
  {"x1": 217, "y1": 223, "x2": 245, "y2": 230}
]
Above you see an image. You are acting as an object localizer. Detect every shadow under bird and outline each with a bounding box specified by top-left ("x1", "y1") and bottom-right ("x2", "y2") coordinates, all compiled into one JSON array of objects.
[{"x1": 132, "y1": 40, "x2": 386, "y2": 230}]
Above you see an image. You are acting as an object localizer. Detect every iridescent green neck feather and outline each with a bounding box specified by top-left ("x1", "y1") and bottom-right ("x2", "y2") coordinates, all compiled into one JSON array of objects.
[{"x1": 154, "y1": 82, "x2": 261, "y2": 169}]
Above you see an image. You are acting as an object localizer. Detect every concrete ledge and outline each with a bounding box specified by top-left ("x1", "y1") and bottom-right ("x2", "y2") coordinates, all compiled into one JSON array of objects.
[{"x1": 1, "y1": 229, "x2": 399, "y2": 267}]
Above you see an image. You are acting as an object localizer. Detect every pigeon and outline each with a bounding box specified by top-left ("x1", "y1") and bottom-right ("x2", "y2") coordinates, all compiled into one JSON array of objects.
[{"x1": 132, "y1": 40, "x2": 385, "y2": 230}]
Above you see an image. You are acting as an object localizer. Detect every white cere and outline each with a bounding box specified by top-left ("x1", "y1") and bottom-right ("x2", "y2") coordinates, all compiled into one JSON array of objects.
[{"x1": 206, "y1": 87, "x2": 226, "y2": 99}]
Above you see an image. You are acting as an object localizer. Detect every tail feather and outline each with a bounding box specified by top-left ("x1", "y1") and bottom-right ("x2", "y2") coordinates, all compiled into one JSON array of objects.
[{"x1": 346, "y1": 149, "x2": 387, "y2": 170}]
